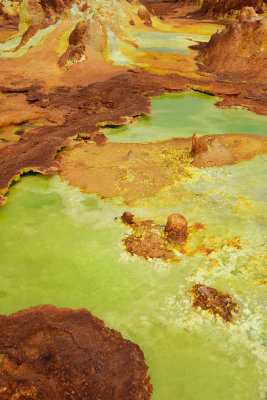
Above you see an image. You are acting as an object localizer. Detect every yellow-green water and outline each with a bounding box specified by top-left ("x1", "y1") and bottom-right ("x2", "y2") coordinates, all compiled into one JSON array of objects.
[
  {"x1": 103, "y1": 92, "x2": 267, "y2": 142},
  {"x1": 0, "y1": 153, "x2": 266, "y2": 399},
  {"x1": 130, "y1": 32, "x2": 210, "y2": 55}
]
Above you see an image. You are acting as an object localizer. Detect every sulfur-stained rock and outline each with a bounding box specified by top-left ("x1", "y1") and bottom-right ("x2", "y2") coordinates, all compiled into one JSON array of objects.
[
  {"x1": 191, "y1": 284, "x2": 239, "y2": 322},
  {"x1": 122, "y1": 211, "x2": 135, "y2": 226},
  {"x1": 165, "y1": 213, "x2": 188, "y2": 245},
  {"x1": 196, "y1": 7, "x2": 267, "y2": 81},
  {"x1": 191, "y1": 132, "x2": 208, "y2": 155},
  {"x1": 0, "y1": 305, "x2": 153, "y2": 400},
  {"x1": 69, "y1": 20, "x2": 87, "y2": 46}
]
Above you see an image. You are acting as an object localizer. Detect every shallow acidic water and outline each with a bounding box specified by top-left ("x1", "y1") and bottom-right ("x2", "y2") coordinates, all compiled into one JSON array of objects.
[
  {"x1": 0, "y1": 154, "x2": 266, "y2": 399},
  {"x1": 130, "y1": 32, "x2": 210, "y2": 55},
  {"x1": 103, "y1": 92, "x2": 267, "y2": 142}
]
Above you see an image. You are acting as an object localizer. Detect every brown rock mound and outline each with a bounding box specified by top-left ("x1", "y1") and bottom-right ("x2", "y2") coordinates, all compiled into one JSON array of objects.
[
  {"x1": 191, "y1": 133, "x2": 235, "y2": 168},
  {"x1": 196, "y1": 7, "x2": 267, "y2": 81},
  {"x1": 121, "y1": 212, "x2": 188, "y2": 260},
  {"x1": 0, "y1": 305, "x2": 153, "y2": 400},
  {"x1": 59, "y1": 20, "x2": 87, "y2": 67},
  {"x1": 165, "y1": 213, "x2": 188, "y2": 245},
  {"x1": 191, "y1": 284, "x2": 239, "y2": 322}
]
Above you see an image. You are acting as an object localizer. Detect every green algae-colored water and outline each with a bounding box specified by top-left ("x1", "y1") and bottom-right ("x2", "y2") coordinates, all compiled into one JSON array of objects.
[
  {"x1": 131, "y1": 32, "x2": 210, "y2": 55},
  {"x1": 103, "y1": 92, "x2": 267, "y2": 142},
  {"x1": 0, "y1": 154, "x2": 266, "y2": 399}
]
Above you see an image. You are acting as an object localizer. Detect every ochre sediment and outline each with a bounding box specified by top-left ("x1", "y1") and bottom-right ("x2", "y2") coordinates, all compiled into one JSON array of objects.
[
  {"x1": 57, "y1": 133, "x2": 267, "y2": 204},
  {"x1": 0, "y1": 305, "x2": 153, "y2": 400}
]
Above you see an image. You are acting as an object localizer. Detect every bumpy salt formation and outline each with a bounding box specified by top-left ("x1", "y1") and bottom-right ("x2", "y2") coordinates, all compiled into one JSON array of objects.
[
  {"x1": 0, "y1": 305, "x2": 153, "y2": 400},
  {"x1": 196, "y1": 7, "x2": 267, "y2": 81},
  {"x1": 0, "y1": 0, "x2": 153, "y2": 66}
]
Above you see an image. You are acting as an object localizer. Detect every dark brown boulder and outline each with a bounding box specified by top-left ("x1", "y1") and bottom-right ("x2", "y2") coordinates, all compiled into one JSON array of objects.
[
  {"x1": 69, "y1": 20, "x2": 87, "y2": 46},
  {"x1": 192, "y1": 132, "x2": 208, "y2": 155},
  {"x1": 0, "y1": 305, "x2": 153, "y2": 400},
  {"x1": 165, "y1": 214, "x2": 188, "y2": 245},
  {"x1": 122, "y1": 211, "x2": 135, "y2": 226}
]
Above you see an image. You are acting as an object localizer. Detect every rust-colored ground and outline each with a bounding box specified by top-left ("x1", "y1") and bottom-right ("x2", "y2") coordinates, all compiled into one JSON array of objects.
[
  {"x1": 0, "y1": 305, "x2": 153, "y2": 400},
  {"x1": 0, "y1": 1, "x2": 266, "y2": 206}
]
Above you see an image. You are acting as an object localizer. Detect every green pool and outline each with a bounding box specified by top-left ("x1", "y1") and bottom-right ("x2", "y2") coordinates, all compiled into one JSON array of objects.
[
  {"x1": 103, "y1": 92, "x2": 267, "y2": 142},
  {"x1": 130, "y1": 32, "x2": 210, "y2": 55}
]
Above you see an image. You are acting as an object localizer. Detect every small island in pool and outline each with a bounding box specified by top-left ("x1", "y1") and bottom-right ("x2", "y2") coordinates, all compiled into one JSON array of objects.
[{"x1": 0, "y1": 0, "x2": 266, "y2": 399}]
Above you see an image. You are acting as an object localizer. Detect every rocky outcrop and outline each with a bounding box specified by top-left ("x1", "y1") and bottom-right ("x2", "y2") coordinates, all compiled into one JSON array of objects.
[
  {"x1": 0, "y1": 305, "x2": 153, "y2": 400},
  {"x1": 198, "y1": 0, "x2": 264, "y2": 18},
  {"x1": 138, "y1": 4, "x2": 152, "y2": 25},
  {"x1": 164, "y1": 213, "x2": 188, "y2": 245},
  {"x1": 121, "y1": 212, "x2": 188, "y2": 260},
  {"x1": 196, "y1": 7, "x2": 267, "y2": 81},
  {"x1": 191, "y1": 133, "x2": 235, "y2": 168},
  {"x1": 191, "y1": 284, "x2": 239, "y2": 322},
  {"x1": 58, "y1": 20, "x2": 87, "y2": 67},
  {"x1": 122, "y1": 213, "x2": 176, "y2": 260}
]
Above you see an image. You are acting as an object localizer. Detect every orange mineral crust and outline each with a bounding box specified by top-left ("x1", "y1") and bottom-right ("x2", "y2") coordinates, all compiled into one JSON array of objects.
[
  {"x1": 58, "y1": 134, "x2": 267, "y2": 203},
  {"x1": 0, "y1": 305, "x2": 153, "y2": 400},
  {"x1": 191, "y1": 284, "x2": 239, "y2": 322}
]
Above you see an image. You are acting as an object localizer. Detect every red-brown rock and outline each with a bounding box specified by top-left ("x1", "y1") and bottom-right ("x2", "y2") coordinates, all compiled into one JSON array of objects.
[
  {"x1": 0, "y1": 305, "x2": 153, "y2": 400},
  {"x1": 196, "y1": 7, "x2": 267, "y2": 81},
  {"x1": 122, "y1": 211, "x2": 135, "y2": 226},
  {"x1": 192, "y1": 132, "x2": 208, "y2": 154},
  {"x1": 165, "y1": 214, "x2": 188, "y2": 245},
  {"x1": 69, "y1": 20, "x2": 87, "y2": 46}
]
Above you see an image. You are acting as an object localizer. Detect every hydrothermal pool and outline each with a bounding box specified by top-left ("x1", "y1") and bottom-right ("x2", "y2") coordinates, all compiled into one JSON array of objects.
[
  {"x1": 130, "y1": 32, "x2": 210, "y2": 54},
  {"x1": 103, "y1": 92, "x2": 267, "y2": 142},
  {"x1": 0, "y1": 153, "x2": 266, "y2": 399}
]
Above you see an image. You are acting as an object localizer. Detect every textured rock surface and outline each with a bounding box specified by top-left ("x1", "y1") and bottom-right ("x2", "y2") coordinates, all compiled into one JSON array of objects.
[
  {"x1": 0, "y1": 305, "x2": 152, "y2": 400},
  {"x1": 198, "y1": 0, "x2": 264, "y2": 18},
  {"x1": 165, "y1": 213, "x2": 188, "y2": 245},
  {"x1": 191, "y1": 284, "x2": 239, "y2": 322},
  {"x1": 121, "y1": 213, "x2": 176, "y2": 260},
  {"x1": 191, "y1": 133, "x2": 236, "y2": 167},
  {"x1": 196, "y1": 7, "x2": 267, "y2": 80}
]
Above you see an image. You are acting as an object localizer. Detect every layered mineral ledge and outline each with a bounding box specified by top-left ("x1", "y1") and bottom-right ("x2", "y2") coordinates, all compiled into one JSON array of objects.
[{"x1": 0, "y1": 305, "x2": 153, "y2": 400}]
